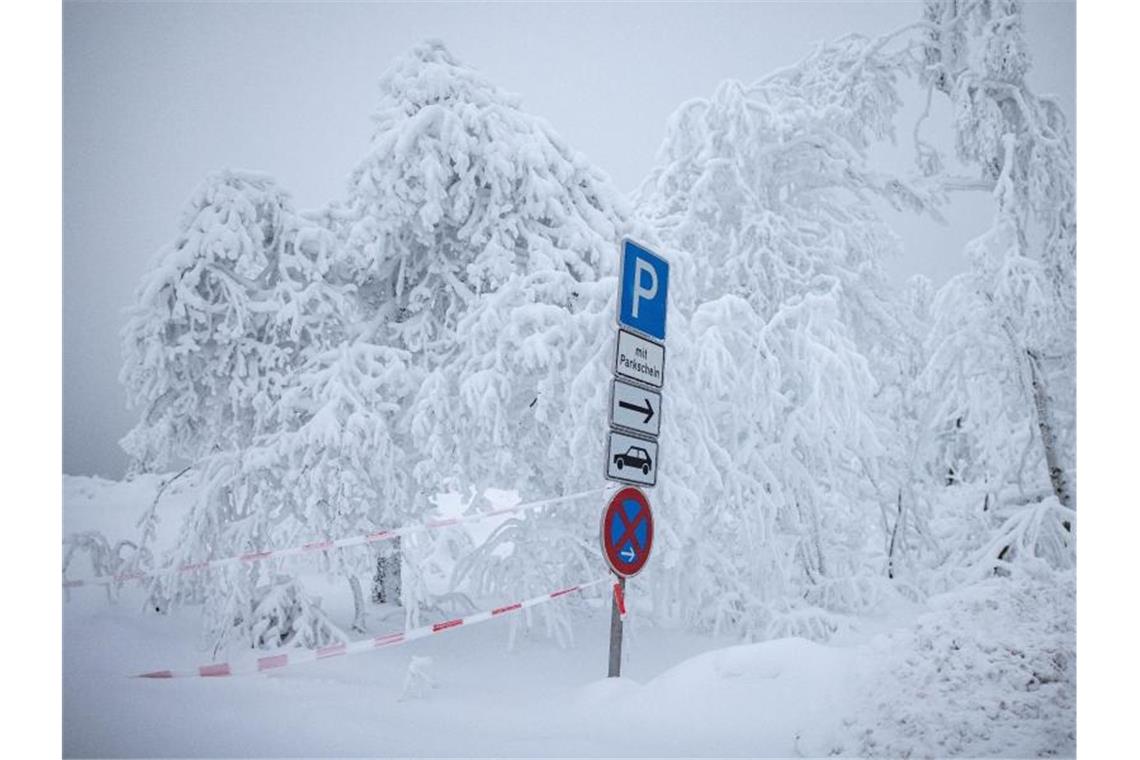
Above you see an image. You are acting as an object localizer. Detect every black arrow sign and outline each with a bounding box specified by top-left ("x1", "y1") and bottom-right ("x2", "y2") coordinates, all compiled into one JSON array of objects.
[{"x1": 619, "y1": 397, "x2": 655, "y2": 424}]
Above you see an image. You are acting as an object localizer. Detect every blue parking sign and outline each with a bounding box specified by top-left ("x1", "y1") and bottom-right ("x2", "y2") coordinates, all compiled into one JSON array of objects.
[{"x1": 618, "y1": 240, "x2": 669, "y2": 342}]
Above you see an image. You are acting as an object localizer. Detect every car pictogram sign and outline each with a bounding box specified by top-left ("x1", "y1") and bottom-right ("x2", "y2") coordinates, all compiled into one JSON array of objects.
[
  {"x1": 605, "y1": 429, "x2": 659, "y2": 487},
  {"x1": 600, "y1": 486, "x2": 654, "y2": 578}
]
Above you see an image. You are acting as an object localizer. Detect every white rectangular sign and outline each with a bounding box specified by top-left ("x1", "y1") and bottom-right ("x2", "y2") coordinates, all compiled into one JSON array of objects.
[
  {"x1": 610, "y1": 378, "x2": 662, "y2": 438},
  {"x1": 614, "y1": 329, "x2": 665, "y2": 389},
  {"x1": 605, "y1": 429, "x2": 659, "y2": 487}
]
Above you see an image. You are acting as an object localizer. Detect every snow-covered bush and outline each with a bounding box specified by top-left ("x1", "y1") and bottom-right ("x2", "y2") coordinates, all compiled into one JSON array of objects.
[
  {"x1": 62, "y1": 531, "x2": 150, "y2": 603},
  {"x1": 842, "y1": 566, "x2": 1075, "y2": 758},
  {"x1": 206, "y1": 573, "x2": 347, "y2": 654}
]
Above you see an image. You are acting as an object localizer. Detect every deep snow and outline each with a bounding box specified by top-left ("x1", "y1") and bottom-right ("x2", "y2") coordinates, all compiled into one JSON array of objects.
[{"x1": 62, "y1": 475, "x2": 1075, "y2": 758}]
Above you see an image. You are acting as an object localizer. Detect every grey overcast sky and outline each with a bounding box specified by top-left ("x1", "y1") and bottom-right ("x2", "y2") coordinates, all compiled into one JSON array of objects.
[{"x1": 63, "y1": 1, "x2": 1075, "y2": 479}]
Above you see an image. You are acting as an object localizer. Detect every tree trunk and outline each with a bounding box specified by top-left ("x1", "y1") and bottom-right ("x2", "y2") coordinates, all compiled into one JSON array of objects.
[
  {"x1": 371, "y1": 537, "x2": 402, "y2": 605},
  {"x1": 1026, "y1": 349, "x2": 1075, "y2": 511},
  {"x1": 887, "y1": 489, "x2": 903, "y2": 579},
  {"x1": 348, "y1": 574, "x2": 366, "y2": 633}
]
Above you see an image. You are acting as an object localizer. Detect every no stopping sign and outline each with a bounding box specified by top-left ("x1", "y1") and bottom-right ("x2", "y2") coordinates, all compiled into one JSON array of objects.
[{"x1": 600, "y1": 486, "x2": 654, "y2": 578}]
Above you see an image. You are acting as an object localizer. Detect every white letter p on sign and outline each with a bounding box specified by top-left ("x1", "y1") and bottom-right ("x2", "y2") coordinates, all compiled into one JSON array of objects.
[{"x1": 631, "y1": 258, "x2": 658, "y2": 319}]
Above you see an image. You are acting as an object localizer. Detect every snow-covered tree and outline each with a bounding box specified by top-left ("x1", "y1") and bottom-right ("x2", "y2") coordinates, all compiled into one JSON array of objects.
[
  {"x1": 108, "y1": 14, "x2": 1075, "y2": 657},
  {"x1": 121, "y1": 171, "x2": 412, "y2": 649},
  {"x1": 909, "y1": 0, "x2": 1075, "y2": 573},
  {"x1": 145, "y1": 338, "x2": 416, "y2": 647},
  {"x1": 631, "y1": 36, "x2": 945, "y2": 639},
  {"x1": 121, "y1": 171, "x2": 347, "y2": 472},
  {"x1": 877, "y1": 275, "x2": 938, "y2": 583},
  {"x1": 337, "y1": 41, "x2": 623, "y2": 355},
  {"x1": 117, "y1": 43, "x2": 639, "y2": 648},
  {"x1": 317, "y1": 42, "x2": 640, "y2": 633},
  {"x1": 918, "y1": 0, "x2": 1075, "y2": 512}
]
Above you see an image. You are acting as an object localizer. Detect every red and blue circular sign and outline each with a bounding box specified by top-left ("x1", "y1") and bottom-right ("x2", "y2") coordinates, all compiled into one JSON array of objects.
[{"x1": 600, "y1": 486, "x2": 654, "y2": 578}]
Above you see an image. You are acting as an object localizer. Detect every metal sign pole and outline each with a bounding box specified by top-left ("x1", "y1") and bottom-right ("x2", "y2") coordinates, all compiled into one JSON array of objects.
[
  {"x1": 607, "y1": 575, "x2": 625, "y2": 678},
  {"x1": 603, "y1": 239, "x2": 667, "y2": 680}
]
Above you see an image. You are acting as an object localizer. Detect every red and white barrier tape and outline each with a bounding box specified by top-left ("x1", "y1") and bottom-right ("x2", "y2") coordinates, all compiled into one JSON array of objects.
[
  {"x1": 64, "y1": 487, "x2": 609, "y2": 590},
  {"x1": 613, "y1": 581, "x2": 627, "y2": 620},
  {"x1": 132, "y1": 576, "x2": 608, "y2": 679}
]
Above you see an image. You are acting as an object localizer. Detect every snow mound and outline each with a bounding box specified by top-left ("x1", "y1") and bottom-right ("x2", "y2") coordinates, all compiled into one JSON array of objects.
[
  {"x1": 842, "y1": 569, "x2": 1076, "y2": 758},
  {"x1": 574, "y1": 637, "x2": 864, "y2": 757}
]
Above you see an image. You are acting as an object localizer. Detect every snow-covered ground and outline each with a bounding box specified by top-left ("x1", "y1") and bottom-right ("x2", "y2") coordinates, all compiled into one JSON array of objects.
[{"x1": 62, "y1": 475, "x2": 1075, "y2": 758}]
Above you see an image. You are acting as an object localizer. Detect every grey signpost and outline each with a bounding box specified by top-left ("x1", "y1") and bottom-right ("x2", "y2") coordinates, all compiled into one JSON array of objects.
[{"x1": 603, "y1": 239, "x2": 669, "y2": 677}]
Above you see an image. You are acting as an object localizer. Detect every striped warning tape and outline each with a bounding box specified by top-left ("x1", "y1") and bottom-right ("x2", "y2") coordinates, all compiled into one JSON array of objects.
[
  {"x1": 132, "y1": 576, "x2": 608, "y2": 678},
  {"x1": 64, "y1": 487, "x2": 609, "y2": 589}
]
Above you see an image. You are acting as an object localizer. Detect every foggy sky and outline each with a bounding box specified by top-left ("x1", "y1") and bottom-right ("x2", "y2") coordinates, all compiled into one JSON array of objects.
[{"x1": 63, "y1": 1, "x2": 1075, "y2": 478}]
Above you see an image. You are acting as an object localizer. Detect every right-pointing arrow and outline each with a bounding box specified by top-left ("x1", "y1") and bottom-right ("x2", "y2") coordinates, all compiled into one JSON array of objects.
[{"x1": 619, "y1": 397, "x2": 655, "y2": 424}]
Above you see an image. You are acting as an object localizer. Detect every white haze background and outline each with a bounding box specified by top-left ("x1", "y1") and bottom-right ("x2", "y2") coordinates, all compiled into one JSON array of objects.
[
  {"x1": 15, "y1": 0, "x2": 1135, "y2": 757},
  {"x1": 63, "y1": 0, "x2": 1074, "y2": 479}
]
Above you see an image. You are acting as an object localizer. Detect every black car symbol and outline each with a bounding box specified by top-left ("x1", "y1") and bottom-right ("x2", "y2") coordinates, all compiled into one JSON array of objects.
[{"x1": 614, "y1": 446, "x2": 652, "y2": 475}]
